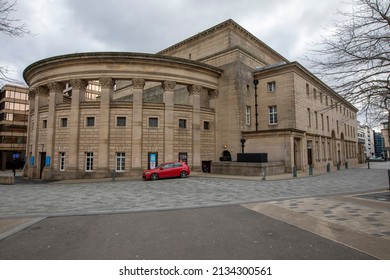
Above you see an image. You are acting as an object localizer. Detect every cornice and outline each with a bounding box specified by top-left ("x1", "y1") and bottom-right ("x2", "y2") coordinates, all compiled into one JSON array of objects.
[{"x1": 23, "y1": 52, "x2": 223, "y2": 84}]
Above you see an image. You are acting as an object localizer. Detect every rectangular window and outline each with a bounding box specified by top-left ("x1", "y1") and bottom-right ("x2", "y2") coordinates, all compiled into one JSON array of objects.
[
  {"x1": 117, "y1": 116, "x2": 126, "y2": 127},
  {"x1": 322, "y1": 141, "x2": 326, "y2": 160},
  {"x1": 149, "y1": 117, "x2": 158, "y2": 128},
  {"x1": 60, "y1": 118, "x2": 68, "y2": 128},
  {"x1": 245, "y1": 106, "x2": 251, "y2": 125},
  {"x1": 59, "y1": 152, "x2": 65, "y2": 171},
  {"x1": 204, "y1": 121, "x2": 210, "y2": 130},
  {"x1": 179, "y1": 119, "x2": 187, "y2": 129},
  {"x1": 267, "y1": 81, "x2": 276, "y2": 92},
  {"x1": 315, "y1": 111, "x2": 318, "y2": 129},
  {"x1": 116, "y1": 152, "x2": 125, "y2": 172},
  {"x1": 321, "y1": 114, "x2": 324, "y2": 130},
  {"x1": 86, "y1": 116, "x2": 95, "y2": 127},
  {"x1": 268, "y1": 106, "x2": 277, "y2": 125},
  {"x1": 307, "y1": 108, "x2": 311, "y2": 127},
  {"x1": 42, "y1": 119, "x2": 47, "y2": 129},
  {"x1": 326, "y1": 116, "x2": 329, "y2": 132},
  {"x1": 85, "y1": 152, "x2": 94, "y2": 171}
]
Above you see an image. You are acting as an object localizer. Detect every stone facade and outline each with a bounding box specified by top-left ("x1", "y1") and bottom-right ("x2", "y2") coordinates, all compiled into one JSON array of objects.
[{"x1": 23, "y1": 19, "x2": 358, "y2": 179}]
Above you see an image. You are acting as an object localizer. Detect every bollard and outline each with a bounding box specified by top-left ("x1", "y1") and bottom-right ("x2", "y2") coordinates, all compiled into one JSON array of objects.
[
  {"x1": 293, "y1": 165, "x2": 297, "y2": 177},
  {"x1": 367, "y1": 158, "x2": 370, "y2": 169},
  {"x1": 326, "y1": 163, "x2": 330, "y2": 172},
  {"x1": 337, "y1": 161, "x2": 341, "y2": 171},
  {"x1": 112, "y1": 169, "x2": 116, "y2": 182},
  {"x1": 388, "y1": 170, "x2": 390, "y2": 190},
  {"x1": 309, "y1": 164, "x2": 313, "y2": 175},
  {"x1": 345, "y1": 161, "x2": 348, "y2": 169},
  {"x1": 261, "y1": 163, "x2": 266, "y2": 181}
]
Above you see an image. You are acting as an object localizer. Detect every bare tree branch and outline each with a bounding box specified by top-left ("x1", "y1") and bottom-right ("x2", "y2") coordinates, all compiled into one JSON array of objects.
[
  {"x1": 0, "y1": 0, "x2": 29, "y2": 36},
  {"x1": 306, "y1": 0, "x2": 390, "y2": 125},
  {"x1": 0, "y1": 0, "x2": 30, "y2": 86}
]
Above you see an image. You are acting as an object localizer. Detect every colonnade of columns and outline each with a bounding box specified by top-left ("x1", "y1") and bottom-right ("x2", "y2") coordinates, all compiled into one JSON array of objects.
[{"x1": 26, "y1": 78, "x2": 218, "y2": 179}]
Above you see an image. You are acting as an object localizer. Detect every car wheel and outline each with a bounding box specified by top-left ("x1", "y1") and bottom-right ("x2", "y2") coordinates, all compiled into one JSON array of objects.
[
  {"x1": 180, "y1": 171, "x2": 188, "y2": 178},
  {"x1": 150, "y1": 173, "x2": 159, "y2": 180}
]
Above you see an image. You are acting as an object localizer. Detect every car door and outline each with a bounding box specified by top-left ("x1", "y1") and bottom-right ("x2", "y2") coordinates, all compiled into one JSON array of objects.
[
  {"x1": 172, "y1": 162, "x2": 183, "y2": 177},
  {"x1": 159, "y1": 163, "x2": 174, "y2": 178}
]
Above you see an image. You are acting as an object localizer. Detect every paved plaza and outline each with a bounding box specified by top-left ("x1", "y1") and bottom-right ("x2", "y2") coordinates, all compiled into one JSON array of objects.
[
  {"x1": 0, "y1": 167, "x2": 388, "y2": 218},
  {"x1": 0, "y1": 163, "x2": 389, "y2": 259}
]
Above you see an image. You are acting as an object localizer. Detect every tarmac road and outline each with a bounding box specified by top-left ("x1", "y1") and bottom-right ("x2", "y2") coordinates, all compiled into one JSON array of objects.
[{"x1": 0, "y1": 205, "x2": 376, "y2": 260}]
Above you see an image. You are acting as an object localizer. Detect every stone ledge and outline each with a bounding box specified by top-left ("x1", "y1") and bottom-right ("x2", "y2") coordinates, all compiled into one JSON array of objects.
[
  {"x1": 211, "y1": 161, "x2": 285, "y2": 176},
  {"x1": 0, "y1": 176, "x2": 15, "y2": 185}
]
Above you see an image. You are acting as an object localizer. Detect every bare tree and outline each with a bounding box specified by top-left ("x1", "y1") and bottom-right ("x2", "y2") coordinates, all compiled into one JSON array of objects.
[
  {"x1": 0, "y1": 0, "x2": 30, "y2": 85},
  {"x1": 307, "y1": 0, "x2": 390, "y2": 126}
]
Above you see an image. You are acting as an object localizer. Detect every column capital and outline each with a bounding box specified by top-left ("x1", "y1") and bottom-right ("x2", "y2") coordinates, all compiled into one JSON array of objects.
[
  {"x1": 70, "y1": 79, "x2": 88, "y2": 90},
  {"x1": 188, "y1": 84, "x2": 202, "y2": 95},
  {"x1": 208, "y1": 89, "x2": 219, "y2": 99},
  {"x1": 132, "y1": 78, "x2": 145, "y2": 89},
  {"x1": 162, "y1": 80, "x2": 176, "y2": 91},
  {"x1": 99, "y1": 77, "x2": 114, "y2": 89},
  {"x1": 29, "y1": 86, "x2": 49, "y2": 98},
  {"x1": 47, "y1": 81, "x2": 64, "y2": 92}
]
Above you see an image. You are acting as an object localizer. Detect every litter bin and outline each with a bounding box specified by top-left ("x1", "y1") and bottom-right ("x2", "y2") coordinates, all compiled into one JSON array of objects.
[{"x1": 202, "y1": 161, "x2": 212, "y2": 173}]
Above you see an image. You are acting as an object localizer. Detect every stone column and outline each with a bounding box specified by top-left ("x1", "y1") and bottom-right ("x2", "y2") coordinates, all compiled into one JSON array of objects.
[
  {"x1": 188, "y1": 84, "x2": 202, "y2": 170},
  {"x1": 43, "y1": 82, "x2": 64, "y2": 179},
  {"x1": 98, "y1": 77, "x2": 114, "y2": 173},
  {"x1": 131, "y1": 78, "x2": 145, "y2": 169},
  {"x1": 28, "y1": 86, "x2": 49, "y2": 179},
  {"x1": 162, "y1": 80, "x2": 176, "y2": 162},
  {"x1": 68, "y1": 79, "x2": 87, "y2": 175}
]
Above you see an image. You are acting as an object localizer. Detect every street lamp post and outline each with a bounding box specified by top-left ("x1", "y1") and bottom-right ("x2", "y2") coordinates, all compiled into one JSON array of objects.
[{"x1": 253, "y1": 79, "x2": 259, "y2": 132}]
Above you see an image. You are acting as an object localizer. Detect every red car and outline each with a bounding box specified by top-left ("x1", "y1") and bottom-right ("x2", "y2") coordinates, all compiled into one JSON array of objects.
[{"x1": 143, "y1": 161, "x2": 190, "y2": 180}]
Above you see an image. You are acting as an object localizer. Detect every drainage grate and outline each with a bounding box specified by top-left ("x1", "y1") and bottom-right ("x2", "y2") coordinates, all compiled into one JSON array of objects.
[{"x1": 356, "y1": 191, "x2": 390, "y2": 202}]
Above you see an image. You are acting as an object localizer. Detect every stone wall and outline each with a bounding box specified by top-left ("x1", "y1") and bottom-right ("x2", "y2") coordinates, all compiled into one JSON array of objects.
[{"x1": 211, "y1": 161, "x2": 285, "y2": 176}]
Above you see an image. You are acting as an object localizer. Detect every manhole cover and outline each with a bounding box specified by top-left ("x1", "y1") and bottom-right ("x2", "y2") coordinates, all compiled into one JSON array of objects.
[{"x1": 356, "y1": 191, "x2": 390, "y2": 202}]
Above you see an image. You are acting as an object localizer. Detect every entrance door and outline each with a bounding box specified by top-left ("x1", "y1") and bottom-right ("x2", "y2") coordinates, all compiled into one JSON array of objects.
[
  {"x1": 39, "y1": 152, "x2": 46, "y2": 179},
  {"x1": 307, "y1": 141, "x2": 313, "y2": 166}
]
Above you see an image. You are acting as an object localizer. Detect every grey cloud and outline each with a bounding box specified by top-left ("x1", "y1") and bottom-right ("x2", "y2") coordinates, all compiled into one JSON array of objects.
[{"x1": 1, "y1": 0, "x2": 346, "y2": 84}]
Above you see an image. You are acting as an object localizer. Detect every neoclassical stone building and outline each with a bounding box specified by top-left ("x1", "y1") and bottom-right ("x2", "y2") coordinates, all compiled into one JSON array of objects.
[{"x1": 23, "y1": 19, "x2": 358, "y2": 179}]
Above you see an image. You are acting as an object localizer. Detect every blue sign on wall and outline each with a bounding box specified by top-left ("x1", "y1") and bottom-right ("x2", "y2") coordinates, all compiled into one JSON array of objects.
[
  {"x1": 45, "y1": 156, "x2": 51, "y2": 167},
  {"x1": 30, "y1": 156, "x2": 35, "y2": 166},
  {"x1": 148, "y1": 152, "x2": 158, "y2": 169}
]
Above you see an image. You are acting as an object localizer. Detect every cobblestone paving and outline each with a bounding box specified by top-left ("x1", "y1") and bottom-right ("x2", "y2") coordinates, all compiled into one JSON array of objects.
[
  {"x1": 269, "y1": 195, "x2": 390, "y2": 240},
  {"x1": 0, "y1": 168, "x2": 388, "y2": 218}
]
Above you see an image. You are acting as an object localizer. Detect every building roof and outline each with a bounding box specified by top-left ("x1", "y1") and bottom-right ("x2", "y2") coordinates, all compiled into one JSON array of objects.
[{"x1": 157, "y1": 19, "x2": 289, "y2": 63}]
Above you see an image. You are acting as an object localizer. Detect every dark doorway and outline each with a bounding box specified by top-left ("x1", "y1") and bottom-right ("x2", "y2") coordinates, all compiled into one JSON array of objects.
[
  {"x1": 307, "y1": 141, "x2": 313, "y2": 165},
  {"x1": 179, "y1": 152, "x2": 188, "y2": 164},
  {"x1": 39, "y1": 152, "x2": 46, "y2": 179},
  {"x1": 220, "y1": 150, "x2": 232, "y2": 161}
]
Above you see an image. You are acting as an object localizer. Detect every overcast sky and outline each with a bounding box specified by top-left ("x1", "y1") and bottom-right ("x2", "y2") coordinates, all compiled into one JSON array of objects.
[{"x1": 1, "y1": 0, "x2": 352, "y2": 85}]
